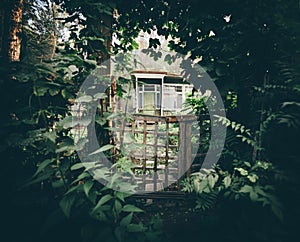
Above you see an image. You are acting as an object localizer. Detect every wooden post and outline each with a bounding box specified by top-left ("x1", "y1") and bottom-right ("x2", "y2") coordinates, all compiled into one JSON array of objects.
[
  {"x1": 165, "y1": 121, "x2": 169, "y2": 188},
  {"x1": 153, "y1": 121, "x2": 158, "y2": 191},
  {"x1": 142, "y1": 119, "x2": 147, "y2": 190},
  {"x1": 185, "y1": 121, "x2": 193, "y2": 176},
  {"x1": 177, "y1": 116, "x2": 196, "y2": 188}
]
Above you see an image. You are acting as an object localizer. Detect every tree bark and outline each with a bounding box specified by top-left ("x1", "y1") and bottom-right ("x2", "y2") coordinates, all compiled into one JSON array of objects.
[{"x1": 0, "y1": 0, "x2": 23, "y2": 62}]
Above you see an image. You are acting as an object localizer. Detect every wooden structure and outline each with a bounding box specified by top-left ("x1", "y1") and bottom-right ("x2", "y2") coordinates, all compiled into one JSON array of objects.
[
  {"x1": 116, "y1": 114, "x2": 199, "y2": 192},
  {"x1": 131, "y1": 71, "x2": 194, "y2": 116}
]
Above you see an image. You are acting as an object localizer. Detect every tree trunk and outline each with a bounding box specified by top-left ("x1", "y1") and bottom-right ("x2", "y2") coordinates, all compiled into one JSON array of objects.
[{"x1": 0, "y1": 0, "x2": 23, "y2": 63}]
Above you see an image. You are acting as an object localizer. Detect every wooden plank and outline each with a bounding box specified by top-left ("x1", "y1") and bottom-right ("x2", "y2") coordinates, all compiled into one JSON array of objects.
[
  {"x1": 178, "y1": 121, "x2": 186, "y2": 185},
  {"x1": 131, "y1": 191, "x2": 186, "y2": 200},
  {"x1": 142, "y1": 120, "x2": 147, "y2": 190},
  {"x1": 185, "y1": 121, "x2": 192, "y2": 176},
  {"x1": 153, "y1": 121, "x2": 158, "y2": 191},
  {"x1": 133, "y1": 114, "x2": 166, "y2": 122},
  {"x1": 166, "y1": 115, "x2": 197, "y2": 123},
  {"x1": 164, "y1": 122, "x2": 169, "y2": 187},
  {"x1": 130, "y1": 154, "x2": 178, "y2": 160}
]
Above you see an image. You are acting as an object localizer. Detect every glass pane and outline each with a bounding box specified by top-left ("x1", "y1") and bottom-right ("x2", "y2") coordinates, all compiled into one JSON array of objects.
[
  {"x1": 138, "y1": 92, "x2": 143, "y2": 109},
  {"x1": 144, "y1": 85, "x2": 155, "y2": 92},
  {"x1": 176, "y1": 94, "x2": 182, "y2": 109},
  {"x1": 156, "y1": 92, "x2": 161, "y2": 108},
  {"x1": 163, "y1": 92, "x2": 176, "y2": 110},
  {"x1": 163, "y1": 85, "x2": 176, "y2": 110},
  {"x1": 175, "y1": 86, "x2": 182, "y2": 92},
  {"x1": 144, "y1": 92, "x2": 155, "y2": 110},
  {"x1": 164, "y1": 85, "x2": 176, "y2": 93}
]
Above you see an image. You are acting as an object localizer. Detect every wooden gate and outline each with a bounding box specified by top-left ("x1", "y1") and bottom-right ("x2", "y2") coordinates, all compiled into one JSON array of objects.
[{"x1": 116, "y1": 114, "x2": 199, "y2": 192}]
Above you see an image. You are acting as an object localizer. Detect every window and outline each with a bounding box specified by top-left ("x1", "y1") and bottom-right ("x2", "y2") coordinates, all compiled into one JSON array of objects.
[
  {"x1": 163, "y1": 85, "x2": 183, "y2": 111},
  {"x1": 138, "y1": 84, "x2": 161, "y2": 111}
]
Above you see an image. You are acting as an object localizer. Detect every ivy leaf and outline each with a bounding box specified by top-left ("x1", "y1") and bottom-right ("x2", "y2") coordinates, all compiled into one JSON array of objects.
[{"x1": 149, "y1": 38, "x2": 161, "y2": 49}]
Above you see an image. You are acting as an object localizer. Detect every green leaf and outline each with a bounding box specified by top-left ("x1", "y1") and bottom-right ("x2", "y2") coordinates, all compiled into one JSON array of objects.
[
  {"x1": 76, "y1": 116, "x2": 92, "y2": 126},
  {"x1": 83, "y1": 180, "x2": 94, "y2": 197},
  {"x1": 114, "y1": 226, "x2": 125, "y2": 242},
  {"x1": 198, "y1": 180, "x2": 209, "y2": 193},
  {"x1": 43, "y1": 131, "x2": 57, "y2": 143},
  {"x1": 65, "y1": 184, "x2": 82, "y2": 195},
  {"x1": 122, "y1": 204, "x2": 144, "y2": 213},
  {"x1": 120, "y1": 212, "x2": 133, "y2": 227},
  {"x1": 89, "y1": 144, "x2": 114, "y2": 155},
  {"x1": 71, "y1": 172, "x2": 90, "y2": 184},
  {"x1": 76, "y1": 95, "x2": 93, "y2": 103},
  {"x1": 94, "y1": 93, "x2": 107, "y2": 100},
  {"x1": 49, "y1": 88, "x2": 60, "y2": 96},
  {"x1": 207, "y1": 174, "x2": 218, "y2": 189},
  {"x1": 92, "y1": 194, "x2": 113, "y2": 212},
  {"x1": 114, "y1": 199, "x2": 123, "y2": 217},
  {"x1": 59, "y1": 195, "x2": 75, "y2": 218},
  {"x1": 23, "y1": 170, "x2": 53, "y2": 187},
  {"x1": 34, "y1": 85, "x2": 48, "y2": 96},
  {"x1": 33, "y1": 159, "x2": 55, "y2": 177},
  {"x1": 235, "y1": 167, "x2": 248, "y2": 176},
  {"x1": 70, "y1": 163, "x2": 84, "y2": 171},
  {"x1": 95, "y1": 211, "x2": 107, "y2": 222},
  {"x1": 59, "y1": 116, "x2": 73, "y2": 129},
  {"x1": 132, "y1": 40, "x2": 139, "y2": 49},
  {"x1": 61, "y1": 89, "x2": 74, "y2": 99},
  {"x1": 127, "y1": 223, "x2": 146, "y2": 232},
  {"x1": 114, "y1": 191, "x2": 131, "y2": 202},
  {"x1": 56, "y1": 144, "x2": 75, "y2": 153},
  {"x1": 249, "y1": 191, "x2": 259, "y2": 201},
  {"x1": 247, "y1": 174, "x2": 258, "y2": 183},
  {"x1": 239, "y1": 185, "x2": 253, "y2": 193},
  {"x1": 223, "y1": 176, "x2": 231, "y2": 188},
  {"x1": 271, "y1": 205, "x2": 283, "y2": 221}
]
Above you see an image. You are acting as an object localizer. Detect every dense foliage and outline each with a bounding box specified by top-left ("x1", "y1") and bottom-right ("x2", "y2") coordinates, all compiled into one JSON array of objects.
[{"x1": 1, "y1": 0, "x2": 299, "y2": 242}]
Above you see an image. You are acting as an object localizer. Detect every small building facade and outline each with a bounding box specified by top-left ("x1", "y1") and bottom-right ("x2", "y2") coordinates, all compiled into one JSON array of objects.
[{"x1": 131, "y1": 71, "x2": 194, "y2": 116}]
